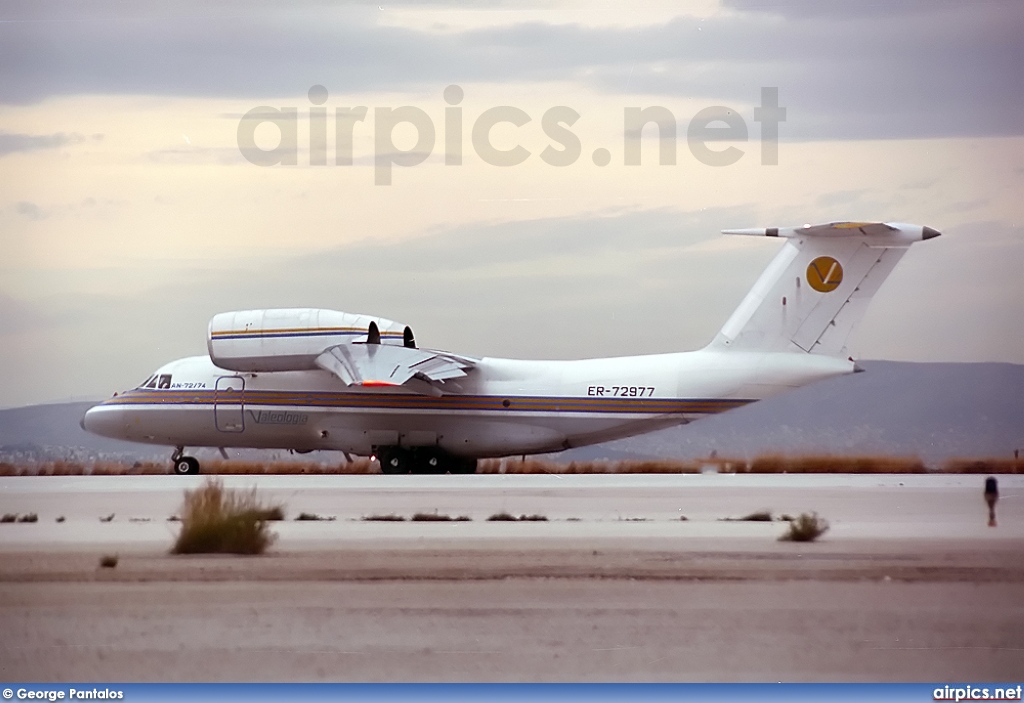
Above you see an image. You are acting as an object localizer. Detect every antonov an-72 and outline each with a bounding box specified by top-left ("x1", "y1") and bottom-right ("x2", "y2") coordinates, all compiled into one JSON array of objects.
[{"x1": 83, "y1": 221, "x2": 940, "y2": 474}]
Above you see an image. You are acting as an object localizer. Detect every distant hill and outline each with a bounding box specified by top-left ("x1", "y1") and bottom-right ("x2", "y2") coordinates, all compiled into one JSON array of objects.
[
  {"x1": 1, "y1": 361, "x2": 1020, "y2": 467},
  {"x1": 0, "y1": 401, "x2": 166, "y2": 463}
]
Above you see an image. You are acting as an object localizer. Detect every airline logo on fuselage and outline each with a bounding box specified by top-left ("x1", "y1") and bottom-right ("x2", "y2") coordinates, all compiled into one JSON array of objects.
[
  {"x1": 248, "y1": 410, "x2": 309, "y2": 425},
  {"x1": 806, "y1": 256, "x2": 844, "y2": 293}
]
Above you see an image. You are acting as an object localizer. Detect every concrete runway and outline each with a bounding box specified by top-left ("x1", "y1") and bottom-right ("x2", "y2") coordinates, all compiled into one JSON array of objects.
[{"x1": 1, "y1": 474, "x2": 1022, "y2": 681}]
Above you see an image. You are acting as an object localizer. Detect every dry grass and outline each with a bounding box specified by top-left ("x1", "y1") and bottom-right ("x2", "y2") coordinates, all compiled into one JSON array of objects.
[
  {"x1": 487, "y1": 512, "x2": 548, "y2": 521},
  {"x1": 410, "y1": 512, "x2": 471, "y2": 522},
  {"x1": 197, "y1": 458, "x2": 378, "y2": 475},
  {"x1": 0, "y1": 457, "x2": 378, "y2": 476},
  {"x1": 361, "y1": 513, "x2": 405, "y2": 521},
  {"x1": 780, "y1": 512, "x2": 830, "y2": 542},
  {"x1": 478, "y1": 458, "x2": 703, "y2": 474},
  {"x1": 2, "y1": 454, "x2": 1021, "y2": 476},
  {"x1": 252, "y1": 506, "x2": 285, "y2": 521},
  {"x1": 943, "y1": 458, "x2": 1024, "y2": 474},
  {"x1": 721, "y1": 510, "x2": 773, "y2": 522},
  {"x1": 744, "y1": 454, "x2": 927, "y2": 474},
  {"x1": 171, "y1": 478, "x2": 281, "y2": 555}
]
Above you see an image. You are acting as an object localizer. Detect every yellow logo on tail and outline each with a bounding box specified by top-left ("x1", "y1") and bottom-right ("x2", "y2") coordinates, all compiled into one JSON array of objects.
[{"x1": 806, "y1": 256, "x2": 843, "y2": 292}]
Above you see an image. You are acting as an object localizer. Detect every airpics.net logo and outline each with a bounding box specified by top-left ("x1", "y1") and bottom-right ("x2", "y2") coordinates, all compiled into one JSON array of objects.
[{"x1": 236, "y1": 85, "x2": 786, "y2": 185}]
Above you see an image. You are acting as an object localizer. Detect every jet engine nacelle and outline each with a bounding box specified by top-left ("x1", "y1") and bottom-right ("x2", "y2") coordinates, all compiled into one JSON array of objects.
[{"x1": 208, "y1": 308, "x2": 415, "y2": 372}]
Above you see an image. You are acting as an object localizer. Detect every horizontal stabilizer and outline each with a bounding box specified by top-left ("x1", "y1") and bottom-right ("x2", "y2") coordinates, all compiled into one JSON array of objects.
[
  {"x1": 723, "y1": 221, "x2": 940, "y2": 246},
  {"x1": 314, "y1": 344, "x2": 476, "y2": 393}
]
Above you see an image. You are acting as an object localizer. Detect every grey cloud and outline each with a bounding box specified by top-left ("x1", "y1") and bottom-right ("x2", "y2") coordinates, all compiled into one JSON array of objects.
[
  {"x1": 144, "y1": 146, "x2": 246, "y2": 165},
  {"x1": 15, "y1": 201, "x2": 45, "y2": 219},
  {"x1": 1, "y1": 2, "x2": 1020, "y2": 141},
  {"x1": 721, "y1": 0, "x2": 968, "y2": 19},
  {"x1": 0, "y1": 131, "x2": 97, "y2": 157},
  {"x1": 100, "y1": 206, "x2": 758, "y2": 363},
  {"x1": 4, "y1": 209, "x2": 1022, "y2": 407},
  {"x1": 0, "y1": 291, "x2": 75, "y2": 335}
]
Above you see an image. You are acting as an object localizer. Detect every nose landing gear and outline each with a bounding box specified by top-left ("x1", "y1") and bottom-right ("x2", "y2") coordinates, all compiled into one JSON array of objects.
[{"x1": 171, "y1": 446, "x2": 201, "y2": 475}]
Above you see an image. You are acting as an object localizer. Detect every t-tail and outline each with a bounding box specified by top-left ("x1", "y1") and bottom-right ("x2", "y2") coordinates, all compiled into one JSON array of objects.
[{"x1": 710, "y1": 222, "x2": 940, "y2": 357}]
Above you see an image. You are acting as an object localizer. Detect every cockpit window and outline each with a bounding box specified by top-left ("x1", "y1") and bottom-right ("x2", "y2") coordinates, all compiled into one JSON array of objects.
[{"x1": 138, "y1": 374, "x2": 172, "y2": 389}]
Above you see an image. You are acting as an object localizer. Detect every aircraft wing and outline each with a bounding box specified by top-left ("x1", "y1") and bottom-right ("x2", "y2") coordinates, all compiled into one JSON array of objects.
[{"x1": 314, "y1": 344, "x2": 476, "y2": 394}]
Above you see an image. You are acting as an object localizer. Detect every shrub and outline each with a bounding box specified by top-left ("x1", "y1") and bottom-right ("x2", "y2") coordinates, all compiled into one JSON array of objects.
[
  {"x1": 362, "y1": 514, "x2": 405, "y2": 521},
  {"x1": 253, "y1": 506, "x2": 285, "y2": 521},
  {"x1": 780, "y1": 512, "x2": 830, "y2": 542},
  {"x1": 99, "y1": 554, "x2": 118, "y2": 568},
  {"x1": 486, "y1": 512, "x2": 547, "y2": 521},
  {"x1": 17, "y1": 513, "x2": 39, "y2": 523},
  {"x1": 295, "y1": 512, "x2": 335, "y2": 521},
  {"x1": 1, "y1": 513, "x2": 17, "y2": 523},
  {"x1": 411, "y1": 512, "x2": 468, "y2": 521},
  {"x1": 171, "y1": 478, "x2": 281, "y2": 555},
  {"x1": 720, "y1": 511, "x2": 773, "y2": 522}
]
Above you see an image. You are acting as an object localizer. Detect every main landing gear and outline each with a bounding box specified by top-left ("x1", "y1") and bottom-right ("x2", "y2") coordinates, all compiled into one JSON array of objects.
[
  {"x1": 376, "y1": 447, "x2": 477, "y2": 475},
  {"x1": 171, "y1": 446, "x2": 201, "y2": 475}
]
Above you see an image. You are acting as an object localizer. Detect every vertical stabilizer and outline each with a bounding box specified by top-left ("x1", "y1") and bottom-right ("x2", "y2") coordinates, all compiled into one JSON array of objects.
[{"x1": 710, "y1": 222, "x2": 939, "y2": 357}]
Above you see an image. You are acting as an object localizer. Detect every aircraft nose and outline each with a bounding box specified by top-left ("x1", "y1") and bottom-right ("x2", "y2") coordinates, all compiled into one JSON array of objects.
[
  {"x1": 81, "y1": 404, "x2": 126, "y2": 439},
  {"x1": 922, "y1": 226, "x2": 941, "y2": 240}
]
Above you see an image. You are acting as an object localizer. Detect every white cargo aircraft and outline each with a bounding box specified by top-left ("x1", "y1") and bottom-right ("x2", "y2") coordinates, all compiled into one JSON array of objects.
[{"x1": 83, "y1": 221, "x2": 939, "y2": 475}]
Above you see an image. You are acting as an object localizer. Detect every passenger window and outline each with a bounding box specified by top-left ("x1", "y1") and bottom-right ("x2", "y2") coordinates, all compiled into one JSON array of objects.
[{"x1": 157, "y1": 374, "x2": 172, "y2": 389}]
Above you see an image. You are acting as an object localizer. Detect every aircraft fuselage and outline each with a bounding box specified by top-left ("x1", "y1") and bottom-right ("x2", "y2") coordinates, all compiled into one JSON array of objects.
[{"x1": 83, "y1": 350, "x2": 851, "y2": 458}]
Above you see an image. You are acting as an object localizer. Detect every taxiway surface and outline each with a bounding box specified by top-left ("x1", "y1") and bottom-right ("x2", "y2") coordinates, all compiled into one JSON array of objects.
[{"x1": 1, "y1": 474, "x2": 1022, "y2": 681}]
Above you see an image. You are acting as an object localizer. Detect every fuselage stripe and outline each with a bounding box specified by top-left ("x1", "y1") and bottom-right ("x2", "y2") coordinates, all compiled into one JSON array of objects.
[
  {"x1": 210, "y1": 328, "x2": 404, "y2": 341},
  {"x1": 100, "y1": 389, "x2": 753, "y2": 415}
]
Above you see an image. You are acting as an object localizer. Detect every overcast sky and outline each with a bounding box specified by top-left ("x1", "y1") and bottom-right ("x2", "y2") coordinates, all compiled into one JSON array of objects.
[{"x1": 2, "y1": 0, "x2": 1023, "y2": 408}]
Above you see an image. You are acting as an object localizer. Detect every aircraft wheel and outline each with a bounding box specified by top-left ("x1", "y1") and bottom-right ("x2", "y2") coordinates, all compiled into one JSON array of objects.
[
  {"x1": 416, "y1": 451, "x2": 445, "y2": 475},
  {"x1": 379, "y1": 448, "x2": 411, "y2": 475},
  {"x1": 173, "y1": 456, "x2": 200, "y2": 475}
]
